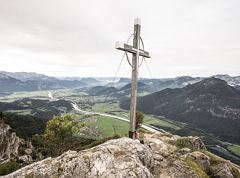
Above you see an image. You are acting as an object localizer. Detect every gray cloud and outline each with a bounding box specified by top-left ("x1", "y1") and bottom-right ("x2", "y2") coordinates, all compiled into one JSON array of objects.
[{"x1": 0, "y1": 0, "x2": 240, "y2": 77}]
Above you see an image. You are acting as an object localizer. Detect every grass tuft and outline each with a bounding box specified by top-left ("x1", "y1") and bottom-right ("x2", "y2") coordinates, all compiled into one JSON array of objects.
[
  {"x1": 0, "y1": 161, "x2": 22, "y2": 176},
  {"x1": 185, "y1": 157, "x2": 209, "y2": 178}
]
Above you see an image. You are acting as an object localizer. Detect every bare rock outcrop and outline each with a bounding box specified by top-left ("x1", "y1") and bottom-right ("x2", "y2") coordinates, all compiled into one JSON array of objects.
[
  {"x1": 3, "y1": 133, "x2": 240, "y2": 178},
  {"x1": 144, "y1": 134, "x2": 240, "y2": 178},
  {"x1": 4, "y1": 138, "x2": 154, "y2": 178},
  {"x1": 0, "y1": 121, "x2": 33, "y2": 164}
]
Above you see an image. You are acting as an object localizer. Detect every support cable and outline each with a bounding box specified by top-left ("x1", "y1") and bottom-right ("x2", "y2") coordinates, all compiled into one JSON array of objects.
[
  {"x1": 104, "y1": 52, "x2": 125, "y2": 102},
  {"x1": 143, "y1": 58, "x2": 161, "y2": 104},
  {"x1": 137, "y1": 71, "x2": 158, "y2": 110},
  {"x1": 104, "y1": 33, "x2": 136, "y2": 102}
]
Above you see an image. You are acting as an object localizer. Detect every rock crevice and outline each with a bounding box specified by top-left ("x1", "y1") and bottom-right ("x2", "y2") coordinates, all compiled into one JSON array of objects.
[{"x1": 3, "y1": 134, "x2": 240, "y2": 178}]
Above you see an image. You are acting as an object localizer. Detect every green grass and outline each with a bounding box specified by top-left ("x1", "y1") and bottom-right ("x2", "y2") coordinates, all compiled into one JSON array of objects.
[
  {"x1": 91, "y1": 102, "x2": 182, "y2": 131},
  {"x1": 90, "y1": 101, "x2": 185, "y2": 138},
  {"x1": 91, "y1": 102, "x2": 123, "y2": 113},
  {"x1": 175, "y1": 137, "x2": 193, "y2": 149},
  {"x1": 227, "y1": 145, "x2": 240, "y2": 157},
  {"x1": 203, "y1": 151, "x2": 226, "y2": 165},
  {"x1": 96, "y1": 116, "x2": 128, "y2": 139},
  {"x1": 185, "y1": 158, "x2": 209, "y2": 178},
  {"x1": 0, "y1": 91, "x2": 49, "y2": 102},
  {"x1": 0, "y1": 161, "x2": 22, "y2": 175},
  {"x1": 143, "y1": 115, "x2": 181, "y2": 130},
  {"x1": 70, "y1": 112, "x2": 129, "y2": 139},
  {"x1": 54, "y1": 89, "x2": 87, "y2": 99}
]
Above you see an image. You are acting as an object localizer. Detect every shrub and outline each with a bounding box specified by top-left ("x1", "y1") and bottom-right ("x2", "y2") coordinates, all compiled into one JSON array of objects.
[
  {"x1": 0, "y1": 161, "x2": 22, "y2": 175},
  {"x1": 175, "y1": 137, "x2": 193, "y2": 149},
  {"x1": 136, "y1": 112, "x2": 144, "y2": 130}
]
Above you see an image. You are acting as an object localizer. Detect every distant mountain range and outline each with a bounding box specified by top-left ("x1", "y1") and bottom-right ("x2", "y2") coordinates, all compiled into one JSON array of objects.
[
  {"x1": 0, "y1": 71, "x2": 56, "y2": 81},
  {"x1": 105, "y1": 78, "x2": 131, "y2": 88},
  {"x1": 86, "y1": 82, "x2": 151, "y2": 98},
  {"x1": 1, "y1": 71, "x2": 240, "y2": 93},
  {"x1": 0, "y1": 71, "x2": 103, "y2": 92},
  {"x1": 120, "y1": 77, "x2": 240, "y2": 144},
  {"x1": 105, "y1": 75, "x2": 240, "y2": 93}
]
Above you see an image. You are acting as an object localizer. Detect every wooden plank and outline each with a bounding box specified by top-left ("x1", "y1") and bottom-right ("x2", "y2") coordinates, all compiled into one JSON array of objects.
[{"x1": 115, "y1": 42, "x2": 151, "y2": 58}]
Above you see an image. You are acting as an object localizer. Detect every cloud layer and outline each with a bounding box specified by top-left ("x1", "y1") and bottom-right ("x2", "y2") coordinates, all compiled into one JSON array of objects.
[{"x1": 0, "y1": 0, "x2": 240, "y2": 77}]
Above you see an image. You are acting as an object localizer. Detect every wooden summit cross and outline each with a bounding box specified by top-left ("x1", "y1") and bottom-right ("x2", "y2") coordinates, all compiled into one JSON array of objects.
[{"x1": 115, "y1": 18, "x2": 151, "y2": 139}]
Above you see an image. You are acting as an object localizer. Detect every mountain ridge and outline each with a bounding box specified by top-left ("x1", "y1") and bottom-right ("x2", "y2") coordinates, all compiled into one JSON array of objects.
[{"x1": 120, "y1": 77, "x2": 240, "y2": 144}]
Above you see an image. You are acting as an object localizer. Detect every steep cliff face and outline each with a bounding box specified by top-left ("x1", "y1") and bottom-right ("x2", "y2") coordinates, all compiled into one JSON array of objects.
[
  {"x1": 0, "y1": 121, "x2": 33, "y2": 164},
  {"x1": 0, "y1": 122, "x2": 20, "y2": 162}
]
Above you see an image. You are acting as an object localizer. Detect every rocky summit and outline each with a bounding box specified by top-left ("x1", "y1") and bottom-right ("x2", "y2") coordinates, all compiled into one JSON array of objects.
[
  {"x1": 0, "y1": 121, "x2": 33, "y2": 164},
  {"x1": 3, "y1": 133, "x2": 240, "y2": 178}
]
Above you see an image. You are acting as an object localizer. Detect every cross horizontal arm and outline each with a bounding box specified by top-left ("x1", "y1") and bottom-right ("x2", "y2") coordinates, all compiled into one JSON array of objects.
[{"x1": 115, "y1": 42, "x2": 151, "y2": 58}]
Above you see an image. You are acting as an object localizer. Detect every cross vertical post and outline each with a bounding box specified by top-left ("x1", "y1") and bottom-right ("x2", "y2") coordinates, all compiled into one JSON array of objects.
[
  {"x1": 129, "y1": 18, "x2": 141, "y2": 139},
  {"x1": 115, "y1": 18, "x2": 150, "y2": 139}
]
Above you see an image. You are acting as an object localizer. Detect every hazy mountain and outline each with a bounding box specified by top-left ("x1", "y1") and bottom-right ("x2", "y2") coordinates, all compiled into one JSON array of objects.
[
  {"x1": 119, "y1": 82, "x2": 152, "y2": 93},
  {"x1": 1, "y1": 71, "x2": 240, "y2": 93},
  {"x1": 105, "y1": 77, "x2": 131, "y2": 88},
  {"x1": 87, "y1": 86, "x2": 118, "y2": 96},
  {"x1": 80, "y1": 77, "x2": 101, "y2": 86},
  {"x1": 213, "y1": 74, "x2": 240, "y2": 86},
  {"x1": 0, "y1": 71, "x2": 56, "y2": 81},
  {"x1": 105, "y1": 76, "x2": 202, "y2": 92},
  {"x1": 0, "y1": 73, "x2": 33, "y2": 92},
  {"x1": 87, "y1": 82, "x2": 151, "y2": 98},
  {"x1": 235, "y1": 85, "x2": 240, "y2": 90},
  {"x1": 120, "y1": 78, "x2": 240, "y2": 144},
  {"x1": 147, "y1": 76, "x2": 203, "y2": 92},
  {"x1": 137, "y1": 75, "x2": 240, "y2": 92},
  {"x1": 0, "y1": 71, "x2": 86, "y2": 92}
]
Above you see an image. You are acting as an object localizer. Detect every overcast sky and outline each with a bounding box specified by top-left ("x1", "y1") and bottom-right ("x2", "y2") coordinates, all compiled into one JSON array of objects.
[{"x1": 0, "y1": 0, "x2": 240, "y2": 78}]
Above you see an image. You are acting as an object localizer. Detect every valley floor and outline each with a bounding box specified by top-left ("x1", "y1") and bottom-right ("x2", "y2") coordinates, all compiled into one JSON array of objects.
[{"x1": 1, "y1": 89, "x2": 240, "y2": 165}]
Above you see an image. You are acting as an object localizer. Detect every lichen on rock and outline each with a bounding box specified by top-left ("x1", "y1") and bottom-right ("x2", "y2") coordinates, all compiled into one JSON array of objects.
[{"x1": 3, "y1": 133, "x2": 240, "y2": 178}]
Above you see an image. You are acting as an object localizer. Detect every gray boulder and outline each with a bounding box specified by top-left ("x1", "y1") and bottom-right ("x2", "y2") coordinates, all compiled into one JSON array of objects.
[
  {"x1": 211, "y1": 163, "x2": 234, "y2": 178},
  {"x1": 4, "y1": 138, "x2": 154, "y2": 178}
]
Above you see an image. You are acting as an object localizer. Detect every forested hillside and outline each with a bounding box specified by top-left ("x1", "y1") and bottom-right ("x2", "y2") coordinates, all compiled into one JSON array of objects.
[{"x1": 120, "y1": 78, "x2": 240, "y2": 144}]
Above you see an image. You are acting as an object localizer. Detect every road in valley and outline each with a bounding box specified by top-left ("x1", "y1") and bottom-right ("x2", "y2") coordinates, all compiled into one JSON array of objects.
[
  {"x1": 48, "y1": 91, "x2": 165, "y2": 134},
  {"x1": 71, "y1": 103, "x2": 164, "y2": 134}
]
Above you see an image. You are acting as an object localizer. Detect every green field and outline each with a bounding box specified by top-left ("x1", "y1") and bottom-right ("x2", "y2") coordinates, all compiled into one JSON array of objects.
[
  {"x1": 91, "y1": 102, "x2": 121, "y2": 112},
  {"x1": 227, "y1": 145, "x2": 240, "y2": 157},
  {"x1": 5, "y1": 109, "x2": 32, "y2": 115},
  {"x1": 54, "y1": 89, "x2": 87, "y2": 99},
  {"x1": 0, "y1": 91, "x2": 49, "y2": 102},
  {"x1": 95, "y1": 116, "x2": 129, "y2": 139},
  {"x1": 70, "y1": 112, "x2": 129, "y2": 139},
  {"x1": 91, "y1": 102, "x2": 182, "y2": 131},
  {"x1": 143, "y1": 115, "x2": 182, "y2": 130}
]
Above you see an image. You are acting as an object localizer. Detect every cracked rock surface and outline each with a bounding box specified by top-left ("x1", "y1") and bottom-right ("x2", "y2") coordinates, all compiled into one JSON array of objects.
[
  {"x1": 4, "y1": 138, "x2": 154, "y2": 178},
  {"x1": 0, "y1": 121, "x2": 33, "y2": 164},
  {"x1": 3, "y1": 134, "x2": 240, "y2": 178}
]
